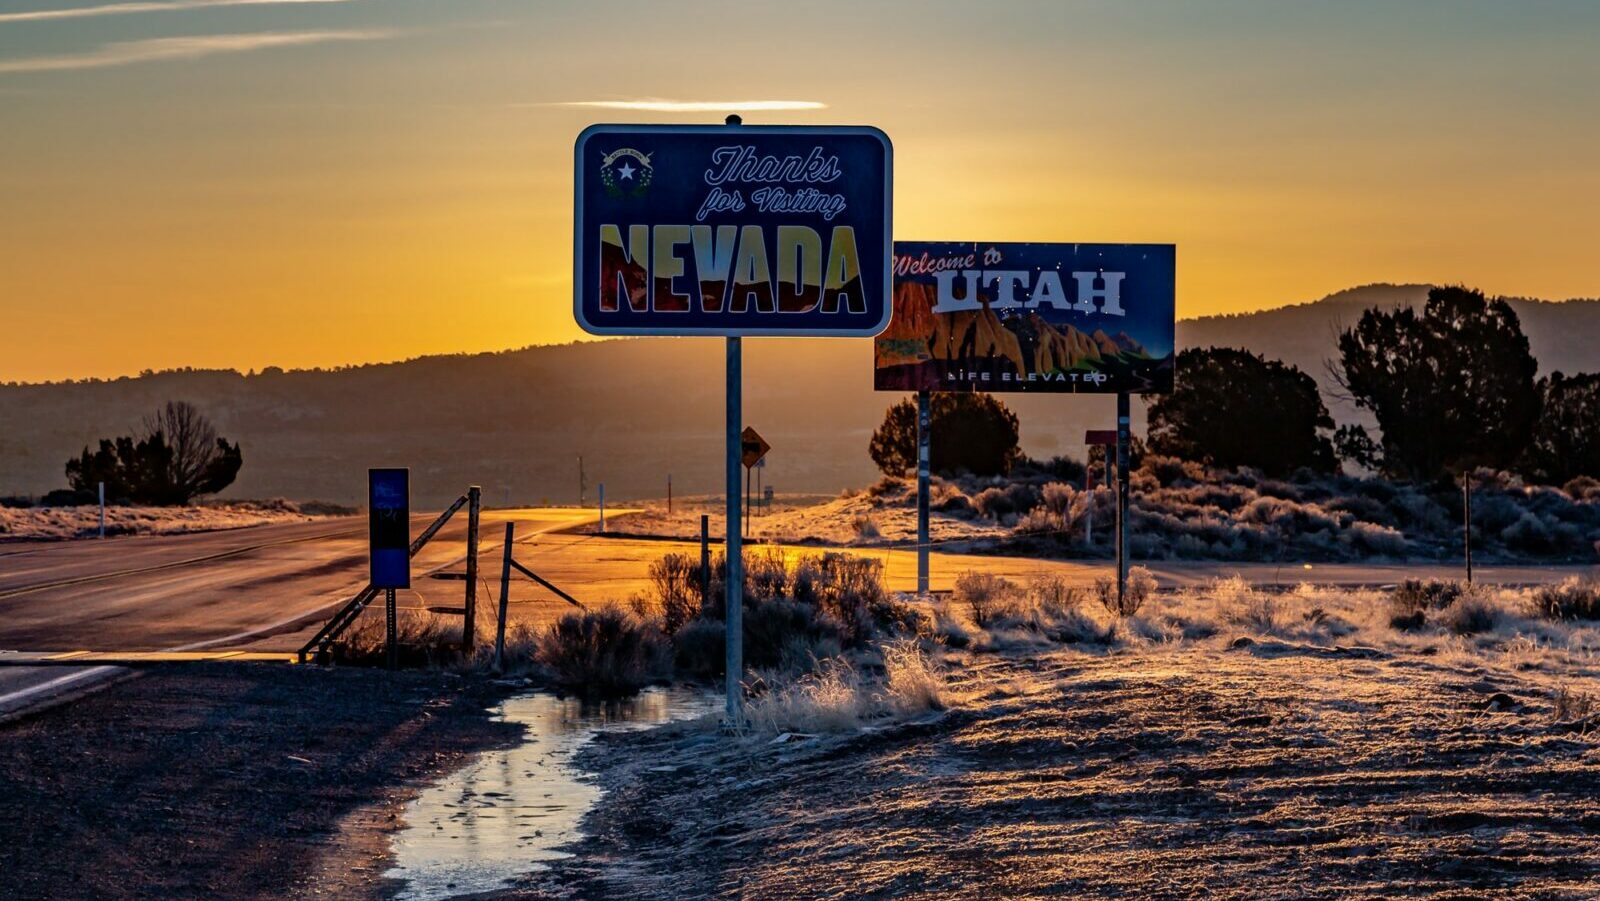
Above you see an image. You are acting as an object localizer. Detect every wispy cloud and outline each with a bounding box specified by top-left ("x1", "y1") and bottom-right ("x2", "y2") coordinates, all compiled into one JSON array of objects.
[
  {"x1": 540, "y1": 99, "x2": 828, "y2": 113},
  {"x1": 0, "y1": 28, "x2": 395, "y2": 74},
  {"x1": 0, "y1": 0, "x2": 354, "y2": 24}
]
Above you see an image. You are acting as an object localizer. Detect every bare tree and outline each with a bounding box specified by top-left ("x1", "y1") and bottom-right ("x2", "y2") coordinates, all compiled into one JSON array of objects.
[{"x1": 142, "y1": 401, "x2": 243, "y2": 504}]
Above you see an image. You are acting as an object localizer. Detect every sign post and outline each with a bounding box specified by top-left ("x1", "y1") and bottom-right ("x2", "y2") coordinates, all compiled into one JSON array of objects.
[
  {"x1": 916, "y1": 390, "x2": 931, "y2": 597},
  {"x1": 741, "y1": 426, "x2": 770, "y2": 538},
  {"x1": 368, "y1": 468, "x2": 410, "y2": 670},
  {"x1": 575, "y1": 120, "x2": 892, "y2": 726},
  {"x1": 1115, "y1": 392, "x2": 1131, "y2": 609}
]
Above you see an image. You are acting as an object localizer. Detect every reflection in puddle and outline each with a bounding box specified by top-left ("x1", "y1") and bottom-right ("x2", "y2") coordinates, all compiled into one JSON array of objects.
[{"x1": 386, "y1": 685, "x2": 718, "y2": 900}]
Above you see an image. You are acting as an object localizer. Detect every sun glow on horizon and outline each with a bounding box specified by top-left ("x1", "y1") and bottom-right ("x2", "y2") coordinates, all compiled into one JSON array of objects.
[{"x1": 2, "y1": 0, "x2": 1598, "y2": 382}]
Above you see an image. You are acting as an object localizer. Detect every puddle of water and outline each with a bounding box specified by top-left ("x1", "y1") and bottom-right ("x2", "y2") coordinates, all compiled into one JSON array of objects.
[{"x1": 385, "y1": 685, "x2": 717, "y2": 901}]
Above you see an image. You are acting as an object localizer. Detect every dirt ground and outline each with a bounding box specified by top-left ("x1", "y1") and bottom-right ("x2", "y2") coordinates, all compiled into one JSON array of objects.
[
  {"x1": 507, "y1": 642, "x2": 1600, "y2": 900},
  {"x1": 0, "y1": 664, "x2": 517, "y2": 901}
]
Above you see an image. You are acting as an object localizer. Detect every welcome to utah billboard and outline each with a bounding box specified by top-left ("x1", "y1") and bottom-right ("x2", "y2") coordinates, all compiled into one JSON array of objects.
[{"x1": 873, "y1": 242, "x2": 1175, "y2": 394}]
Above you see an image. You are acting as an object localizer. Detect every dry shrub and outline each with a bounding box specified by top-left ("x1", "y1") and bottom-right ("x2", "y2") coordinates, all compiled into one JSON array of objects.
[
  {"x1": 1028, "y1": 574, "x2": 1082, "y2": 617},
  {"x1": 954, "y1": 571, "x2": 1014, "y2": 627},
  {"x1": 851, "y1": 512, "x2": 881, "y2": 540},
  {"x1": 1041, "y1": 482, "x2": 1075, "y2": 514},
  {"x1": 867, "y1": 476, "x2": 907, "y2": 498},
  {"x1": 533, "y1": 606, "x2": 668, "y2": 698},
  {"x1": 330, "y1": 609, "x2": 461, "y2": 668},
  {"x1": 1013, "y1": 507, "x2": 1059, "y2": 535},
  {"x1": 1435, "y1": 589, "x2": 1503, "y2": 636},
  {"x1": 745, "y1": 546, "x2": 790, "y2": 601},
  {"x1": 672, "y1": 617, "x2": 725, "y2": 676},
  {"x1": 1095, "y1": 566, "x2": 1155, "y2": 618},
  {"x1": 1532, "y1": 578, "x2": 1600, "y2": 621},
  {"x1": 1553, "y1": 686, "x2": 1597, "y2": 725},
  {"x1": 881, "y1": 640, "x2": 945, "y2": 715},
  {"x1": 1389, "y1": 579, "x2": 1464, "y2": 630},
  {"x1": 645, "y1": 552, "x2": 704, "y2": 635}
]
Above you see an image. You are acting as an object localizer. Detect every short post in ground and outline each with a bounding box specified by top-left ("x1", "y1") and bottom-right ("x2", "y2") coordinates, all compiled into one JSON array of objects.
[
  {"x1": 494, "y1": 521, "x2": 514, "y2": 673},
  {"x1": 464, "y1": 485, "x2": 480, "y2": 653}
]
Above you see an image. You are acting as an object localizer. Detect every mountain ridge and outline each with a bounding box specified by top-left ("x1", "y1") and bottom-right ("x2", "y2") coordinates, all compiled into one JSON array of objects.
[{"x1": 3, "y1": 285, "x2": 1595, "y2": 505}]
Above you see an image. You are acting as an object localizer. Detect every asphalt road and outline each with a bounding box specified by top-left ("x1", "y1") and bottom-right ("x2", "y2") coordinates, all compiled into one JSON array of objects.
[
  {"x1": 0, "y1": 508, "x2": 600, "y2": 716},
  {"x1": 2, "y1": 509, "x2": 1593, "y2": 718}
]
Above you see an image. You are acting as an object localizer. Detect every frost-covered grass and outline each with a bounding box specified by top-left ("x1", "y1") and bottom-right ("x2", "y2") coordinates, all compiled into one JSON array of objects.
[
  {"x1": 580, "y1": 461, "x2": 1600, "y2": 565},
  {"x1": 920, "y1": 568, "x2": 1600, "y2": 675},
  {"x1": 0, "y1": 499, "x2": 350, "y2": 541}
]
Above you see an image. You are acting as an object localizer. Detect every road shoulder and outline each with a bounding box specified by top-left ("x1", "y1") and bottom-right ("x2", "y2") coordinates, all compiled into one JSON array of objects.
[{"x1": 0, "y1": 663, "x2": 519, "y2": 901}]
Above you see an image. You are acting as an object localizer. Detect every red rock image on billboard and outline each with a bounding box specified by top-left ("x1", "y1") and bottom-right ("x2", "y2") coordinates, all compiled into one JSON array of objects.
[{"x1": 874, "y1": 242, "x2": 1176, "y2": 394}]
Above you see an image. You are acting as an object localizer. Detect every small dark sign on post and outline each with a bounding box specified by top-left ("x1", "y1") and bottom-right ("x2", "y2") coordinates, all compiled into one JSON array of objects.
[
  {"x1": 741, "y1": 427, "x2": 771, "y2": 469},
  {"x1": 369, "y1": 468, "x2": 410, "y2": 590}
]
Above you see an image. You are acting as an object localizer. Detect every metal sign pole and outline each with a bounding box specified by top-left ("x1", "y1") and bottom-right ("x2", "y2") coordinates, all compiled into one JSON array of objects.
[
  {"x1": 1464, "y1": 473, "x2": 1473, "y2": 584},
  {"x1": 725, "y1": 335, "x2": 744, "y2": 725},
  {"x1": 385, "y1": 588, "x2": 397, "y2": 670},
  {"x1": 97, "y1": 481, "x2": 105, "y2": 539},
  {"x1": 1115, "y1": 392, "x2": 1131, "y2": 606},
  {"x1": 916, "y1": 390, "x2": 931, "y2": 598}
]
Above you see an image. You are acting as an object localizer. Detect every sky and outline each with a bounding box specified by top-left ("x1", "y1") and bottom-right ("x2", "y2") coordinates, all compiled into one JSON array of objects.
[{"x1": 2, "y1": 0, "x2": 1598, "y2": 383}]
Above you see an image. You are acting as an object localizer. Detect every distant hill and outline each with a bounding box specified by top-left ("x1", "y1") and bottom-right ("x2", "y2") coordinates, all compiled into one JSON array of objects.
[{"x1": 3, "y1": 284, "x2": 1596, "y2": 506}]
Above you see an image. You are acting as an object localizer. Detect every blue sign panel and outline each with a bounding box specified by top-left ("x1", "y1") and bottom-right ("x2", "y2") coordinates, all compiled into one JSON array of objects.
[
  {"x1": 574, "y1": 124, "x2": 893, "y2": 337},
  {"x1": 874, "y1": 242, "x2": 1176, "y2": 394},
  {"x1": 368, "y1": 468, "x2": 410, "y2": 590}
]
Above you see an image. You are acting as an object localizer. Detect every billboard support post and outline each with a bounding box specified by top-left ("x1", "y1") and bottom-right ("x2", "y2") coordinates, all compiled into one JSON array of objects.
[
  {"x1": 916, "y1": 390, "x2": 931, "y2": 598},
  {"x1": 1115, "y1": 392, "x2": 1131, "y2": 607},
  {"x1": 725, "y1": 336, "x2": 744, "y2": 725}
]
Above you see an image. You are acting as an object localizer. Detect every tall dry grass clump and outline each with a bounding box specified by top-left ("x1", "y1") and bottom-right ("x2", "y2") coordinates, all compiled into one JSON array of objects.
[
  {"x1": 744, "y1": 641, "x2": 946, "y2": 736},
  {"x1": 745, "y1": 658, "x2": 866, "y2": 734},
  {"x1": 880, "y1": 639, "x2": 945, "y2": 715},
  {"x1": 1208, "y1": 575, "x2": 1280, "y2": 633}
]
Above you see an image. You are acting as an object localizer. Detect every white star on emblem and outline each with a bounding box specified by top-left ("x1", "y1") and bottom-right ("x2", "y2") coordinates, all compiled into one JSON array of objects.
[{"x1": 617, "y1": 162, "x2": 636, "y2": 180}]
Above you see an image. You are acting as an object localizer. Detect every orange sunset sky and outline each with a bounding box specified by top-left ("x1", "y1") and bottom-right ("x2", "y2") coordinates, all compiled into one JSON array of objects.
[{"x1": 2, "y1": 0, "x2": 1598, "y2": 383}]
